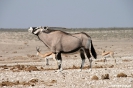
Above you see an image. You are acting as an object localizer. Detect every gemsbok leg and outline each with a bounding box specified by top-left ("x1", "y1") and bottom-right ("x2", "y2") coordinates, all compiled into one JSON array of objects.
[
  {"x1": 56, "y1": 52, "x2": 62, "y2": 72},
  {"x1": 80, "y1": 49, "x2": 86, "y2": 71},
  {"x1": 85, "y1": 49, "x2": 92, "y2": 70}
]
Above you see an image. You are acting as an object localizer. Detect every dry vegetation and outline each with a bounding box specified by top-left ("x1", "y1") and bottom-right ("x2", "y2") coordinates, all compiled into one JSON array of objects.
[
  {"x1": 91, "y1": 75, "x2": 99, "y2": 80},
  {"x1": 117, "y1": 73, "x2": 127, "y2": 78},
  {"x1": 0, "y1": 28, "x2": 133, "y2": 88},
  {"x1": 101, "y1": 74, "x2": 110, "y2": 80}
]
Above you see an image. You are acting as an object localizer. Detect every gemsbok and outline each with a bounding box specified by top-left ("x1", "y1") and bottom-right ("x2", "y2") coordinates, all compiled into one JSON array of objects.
[
  {"x1": 102, "y1": 50, "x2": 116, "y2": 64},
  {"x1": 36, "y1": 47, "x2": 56, "y2": 65},
  {"x1": 28, "y1": 26, "x2": 97, "y2": 72}
]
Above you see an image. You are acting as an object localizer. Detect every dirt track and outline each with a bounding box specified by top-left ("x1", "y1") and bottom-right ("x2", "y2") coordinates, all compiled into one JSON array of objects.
[{"x1": 0, "y1": 30, "x2": 133, "y2": 88}]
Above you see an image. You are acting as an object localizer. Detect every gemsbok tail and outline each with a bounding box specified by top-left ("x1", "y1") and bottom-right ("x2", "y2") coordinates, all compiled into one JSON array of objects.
[{"x1": 91, "y1": 40, "x2": 97, "y2": 59}]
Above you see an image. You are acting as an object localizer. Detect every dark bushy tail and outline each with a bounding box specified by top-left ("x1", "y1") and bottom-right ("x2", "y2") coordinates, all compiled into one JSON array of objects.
[{"x1": 91, "y1": 40, "x2": 97, "y2": 59}]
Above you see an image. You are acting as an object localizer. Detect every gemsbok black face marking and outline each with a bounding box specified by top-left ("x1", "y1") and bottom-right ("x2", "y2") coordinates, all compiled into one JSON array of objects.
[
  {"x1": 29, "y1": 27, "x2": 44, "y2": 35},
  {"x1": 28, "y1": 26, "x2": 97, "y2": 72},
  {"x1": 28, "y1": 27, "x2": 37, "y2": 34}
]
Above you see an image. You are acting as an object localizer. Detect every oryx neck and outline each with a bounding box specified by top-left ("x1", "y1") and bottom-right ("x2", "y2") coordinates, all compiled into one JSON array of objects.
[{"x1": 37, "y1": 32, "x2": 50, "y2": 48}]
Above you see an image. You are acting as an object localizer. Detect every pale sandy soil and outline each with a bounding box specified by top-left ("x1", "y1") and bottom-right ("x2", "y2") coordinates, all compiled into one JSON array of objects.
[{"x1": 0, "y1": 30, "x2": 133, "y2": 88}]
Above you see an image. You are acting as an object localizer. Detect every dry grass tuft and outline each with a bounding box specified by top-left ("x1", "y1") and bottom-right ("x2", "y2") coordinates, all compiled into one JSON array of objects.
[
  {"x1": 29, "y1": 79, "x2": 38, "y2": 83},
  {"x1": 117, "y1": 73, "x2": 127, "y2": 77},
  {"x1": 44, "y1": 68, "x2": 57, "y2": 71},
  {"x1": 27, "y1": 54, "x2": 36, "y2": 58},
  {"x1": 66, "y1": 65, "x2": 89, "y2": 70},
  {"x1": 0, "y1": 65, "x2": 40, "y2": 72},
  {"x1": 0, "y1": 81, "x2": 14, "y2": 86},
  {"x1": 0, "y1": 80, "x2": 21, "y2": 87},
  {"x1": 43, "y1": 80, "x2": 57, "y2": 86},
  {"x1": 91, "y1": 75, "x2": 99, "y2": 80},
  {"x1": 50, "y1": 80, "x2": 57, "y2": 84},
  {"x1": 13, "y1": 51, "x2": 17, "y2": 53},
  {"x1": 109, "y1": 65, "x2": 114, "y2": 68},
  {"x1": 0, "y1": 79, "x2": 39, "y2": 87},
  {"x1": 25, "y1": 66, "x2": 39, "y2": 72},
  {"x1": 94, "y1": 65, "x2": 103, "y2": 68},
  {"x1": 95, "y1": 59, "x2": 105, "y2": 62},
  {"x1": 122, "y1": 59, "x2": 132, "y2": 62},
  {"x1": 101, "y1": 74, "x2": 109, "y2": 80},
  {"x1": 1, "y1": 65, "x2": 9, "y2": 69}
]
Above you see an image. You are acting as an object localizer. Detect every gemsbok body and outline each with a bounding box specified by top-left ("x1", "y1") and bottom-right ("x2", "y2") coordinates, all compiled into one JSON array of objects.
[
  {"x1": 36, "y1": 47, "x2": 56, "y2": 65},
  {"x1": 102, "y1": 50, "x2": 116, "y2": 64},
  {"x1": 28, "y1": 26, "x2": 97, "y2": 72}
]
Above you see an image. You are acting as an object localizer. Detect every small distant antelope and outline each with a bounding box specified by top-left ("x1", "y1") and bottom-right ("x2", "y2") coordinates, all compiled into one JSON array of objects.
[
  {"x1": 36, "y1": 47, "x2": 56, "y2": 65},
  {"x1": 102, "y1": 50, "x2": 116, "y2": 64}
]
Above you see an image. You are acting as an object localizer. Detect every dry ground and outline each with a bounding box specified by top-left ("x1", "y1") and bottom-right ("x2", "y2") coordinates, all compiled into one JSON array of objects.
[{"x1": 0, "y1": 30, "x2": 133, "y2": 88}]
